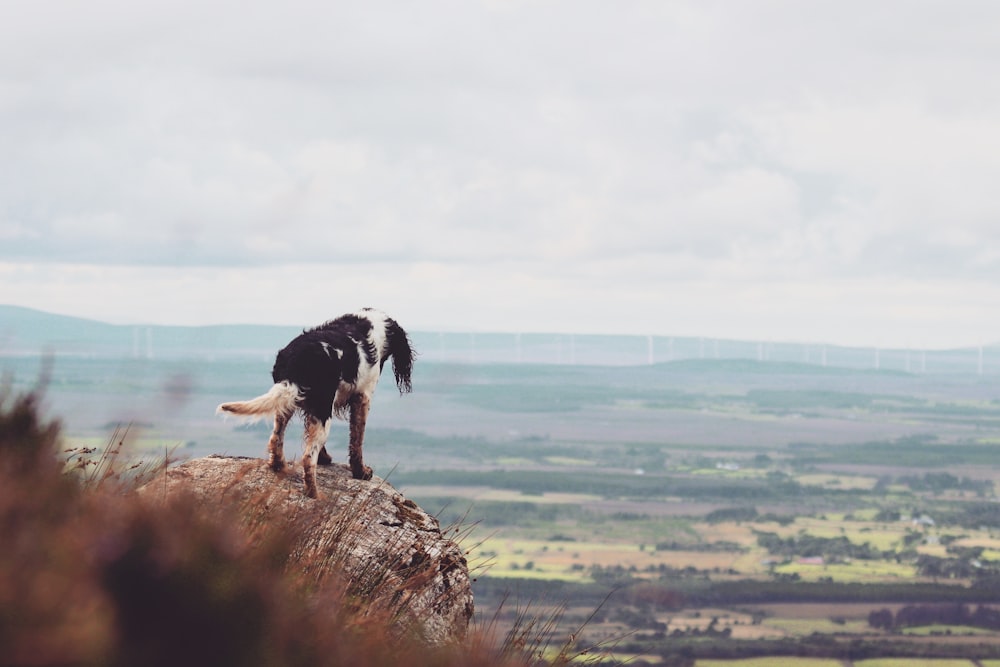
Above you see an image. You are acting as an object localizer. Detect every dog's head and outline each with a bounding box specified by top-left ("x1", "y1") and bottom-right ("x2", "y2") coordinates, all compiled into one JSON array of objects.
[{"x1": 385, "y1": 318, "x2": 415, "y2": 393}]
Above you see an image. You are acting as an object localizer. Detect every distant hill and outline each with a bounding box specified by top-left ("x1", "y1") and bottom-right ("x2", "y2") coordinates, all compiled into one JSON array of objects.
[
  {"x1": 0, "y1": 304, "x2": 299, "y2": 360},
  {"x1": 0, "y1": 304, "x2": 996, "y2": 374}
]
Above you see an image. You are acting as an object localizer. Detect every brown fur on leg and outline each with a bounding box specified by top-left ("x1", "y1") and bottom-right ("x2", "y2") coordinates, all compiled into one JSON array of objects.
[
  {"x1": 268, "y1": 410, "x2": 292, "y2": 472},
  {"x1": 348, "y1": 394, "x2": 373, "y2": 480},
  {"x1": 301, "y1": 415, "x2": 327, "y2": 498}
]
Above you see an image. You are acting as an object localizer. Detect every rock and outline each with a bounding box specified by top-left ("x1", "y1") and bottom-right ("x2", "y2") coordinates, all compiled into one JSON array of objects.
[{"x1": 139, "y1": 455, "x2": 473, "y2": 645}]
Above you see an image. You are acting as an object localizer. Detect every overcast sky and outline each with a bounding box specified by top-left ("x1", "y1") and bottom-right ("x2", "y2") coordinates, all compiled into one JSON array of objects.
[{"x1": 2, "y1": 1, "x2": 999, "y2": 348}]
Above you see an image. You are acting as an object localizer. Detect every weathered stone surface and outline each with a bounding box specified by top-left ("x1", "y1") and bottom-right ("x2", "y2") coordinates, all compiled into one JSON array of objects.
[{"x1": 139, "y1": 455, "x2": 473, "y2": 645}]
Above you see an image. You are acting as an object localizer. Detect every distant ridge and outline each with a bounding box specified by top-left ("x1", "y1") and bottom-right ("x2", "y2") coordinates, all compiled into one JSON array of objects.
[
  {"x1": 0, "y1": 304, "x2": 299, "y2": 359},
  {"x1": 652, "y1": 357, "x2": 908, "y2": 377},
  {"x1": 0, "y1": 304, "x2": 996, "y2": 374}
]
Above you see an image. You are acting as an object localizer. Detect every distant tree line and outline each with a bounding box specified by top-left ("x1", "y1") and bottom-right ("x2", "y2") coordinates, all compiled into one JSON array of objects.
[
  {"x1": 754, "y1": 530, "x2": 885, "y2": 562},
  {"x1": 614, "y1": 632, "x2": 1000, "y2": 665},
  {"x1": 702, "y1": 506, "x2": 795, "y2": 525},
  {"x1": 937, "y1": 501, "x2": 1000, "y2": 528},
  {"x1": 654, "y1": 540, "x2": 746, "y2": 553},
  {"x1": 703, "y1": 506, "x2": 758, "y2": 523},
  {"x1": 868, "y1": 603, "x2": 1000, "y2": 632},
  {"x1": 914, "y1": 552, "x2": 1000, "y2": 580},
  {"x1": 789, "y1": 436, "x2": 1000, "y2": 469},
  {"x1": 531, "y1": 569, "x2": 1000, "y2": 608},
  {"x1": 397, "y1": 469, "x2": 855, "y2": 503},
  {"x1": 898, "y1": 472, "x2": 992, "y2": 496}
]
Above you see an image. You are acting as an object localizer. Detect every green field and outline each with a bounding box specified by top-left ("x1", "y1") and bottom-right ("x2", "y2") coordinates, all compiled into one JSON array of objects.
[
  {"x1": 903, "y1": 625, "x2": 998, "y2": 636},
  {"x1": 697, "y1": 659, "x2": 843, "y2": 667},
  {"x1": 854, "y1": 660, "x2": 979, "y2": 667},
  {"x1": 694, "y1": 656, "x2": 982, "y2": 666}
]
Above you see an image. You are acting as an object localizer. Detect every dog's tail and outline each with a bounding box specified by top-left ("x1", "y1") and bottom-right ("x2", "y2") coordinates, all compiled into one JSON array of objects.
[{"x1": 216, "y1": 381, "x2": 301, "y2": 420}]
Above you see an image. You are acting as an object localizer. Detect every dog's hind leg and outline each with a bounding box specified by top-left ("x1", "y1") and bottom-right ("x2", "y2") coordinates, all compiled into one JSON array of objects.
[
  {"x1": 301, "y1": 414, "x2": 330, "y2": 498},
  {"x1": 317, "y1": 444, "x2": 332, "y2": 465},
  {"x1": 348, "y1": 393, "x2": 373, "y2": 480},
  {"x1": 267, "y1": 409, "x2": 293, "y2": 472}
]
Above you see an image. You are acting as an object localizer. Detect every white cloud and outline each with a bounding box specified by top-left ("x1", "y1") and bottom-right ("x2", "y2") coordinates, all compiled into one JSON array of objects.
[{"x1": 2, "y1": 1, "x2": 1000, "y2": 346}]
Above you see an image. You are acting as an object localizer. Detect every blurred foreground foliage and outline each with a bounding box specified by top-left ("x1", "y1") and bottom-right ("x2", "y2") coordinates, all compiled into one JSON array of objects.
[{"x1": 0, "y1": 385, "x2": 547, "y2": 667}]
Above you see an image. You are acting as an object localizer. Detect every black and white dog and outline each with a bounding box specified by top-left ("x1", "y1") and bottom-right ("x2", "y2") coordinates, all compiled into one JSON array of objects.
[{"x1": 217, "y1": 308, "x2": 415, "y2": 498}]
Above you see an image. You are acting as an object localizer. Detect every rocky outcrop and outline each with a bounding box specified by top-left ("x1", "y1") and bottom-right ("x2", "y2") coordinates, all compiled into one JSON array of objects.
[{"x1": 139, "y1": 455, "x2": 473, "y2": 645}]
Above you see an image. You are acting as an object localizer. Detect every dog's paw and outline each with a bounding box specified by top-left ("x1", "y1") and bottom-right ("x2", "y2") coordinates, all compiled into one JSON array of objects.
[
  {"x1": 268, "y1": 457, "x2": 287, "y2": 472},
  {"x1": 352, "y1": 465, "x2": 374, "y2": 481}
]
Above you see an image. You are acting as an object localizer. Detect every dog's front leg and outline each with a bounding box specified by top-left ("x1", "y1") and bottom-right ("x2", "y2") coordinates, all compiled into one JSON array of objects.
[
  {"x1": 301, "y1": 415, "x2": 330, "y2": 498},
  {"x1": 348, "y1": 394, "x2": 373, "y2": 480}
]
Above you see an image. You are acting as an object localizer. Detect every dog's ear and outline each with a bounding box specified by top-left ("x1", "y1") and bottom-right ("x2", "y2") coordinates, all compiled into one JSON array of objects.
[{"x1": 386, "y1": 318, "x2": 415, "y2": 394}]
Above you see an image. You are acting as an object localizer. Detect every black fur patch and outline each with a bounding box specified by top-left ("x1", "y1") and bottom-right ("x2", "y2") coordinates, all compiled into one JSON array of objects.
[{"x1": 311, "y1": 314, "x2": 377, "y2": 366}]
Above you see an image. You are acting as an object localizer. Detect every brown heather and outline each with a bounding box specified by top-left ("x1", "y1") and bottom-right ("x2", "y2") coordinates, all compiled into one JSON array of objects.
[{"x1": 0, "y1": 383, "x2": 593, "y2": 667}]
